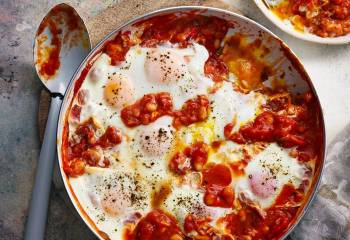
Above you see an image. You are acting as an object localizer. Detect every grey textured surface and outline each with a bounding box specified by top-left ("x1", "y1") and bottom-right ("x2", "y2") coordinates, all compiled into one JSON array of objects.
[
  {"x1": 1, "y1": 0, "x2": 349, "y2": 240},
  {"x1": 0, "y1": 1, "x2": 100, "y2": 239}
]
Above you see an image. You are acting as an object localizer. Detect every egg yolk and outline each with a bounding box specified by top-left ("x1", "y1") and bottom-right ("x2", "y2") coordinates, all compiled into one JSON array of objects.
[
  {"x1": 101, "y1": 187, "x2": 131, "y2": 216},
  {"x1": 248, "y1": 169, "x2": 277, "y2": 199},
  {"x1": 138, "y1": 124, "x2": 174, "y2": 157},
  {"x1": 144, "y1": 48, "x2": 188, "y2": 85},
  {"x1": 104, "y1": 73, "x2": 135, "y2": 108}
]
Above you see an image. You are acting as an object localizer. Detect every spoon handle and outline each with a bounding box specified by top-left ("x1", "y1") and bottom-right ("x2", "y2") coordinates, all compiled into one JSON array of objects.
[{"x1": 24, "y1": 96, "x2": 62, "y2": 240}]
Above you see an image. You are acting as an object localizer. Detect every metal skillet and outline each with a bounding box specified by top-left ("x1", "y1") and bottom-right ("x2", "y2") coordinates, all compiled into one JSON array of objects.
[{"x1": 56, "y1": 6, "x2": 326, "y2": 240}]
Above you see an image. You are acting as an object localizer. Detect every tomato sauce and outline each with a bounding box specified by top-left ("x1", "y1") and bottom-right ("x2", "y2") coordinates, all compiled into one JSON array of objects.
[
  {"x1": 184, "y1": 214, "x2": 233, "y2": 240},
  {"x1": 202, "y1": 164, "x2": 234, "y2": 208},
  {"x1": 64, "y1": 118, "x2": 122, "y2": 176},
  {"x1": 225, "y1": 91, "x2": 322, "y2": 163},
  {"x1": 73, "y1": 59, "x2": 93, "y2": 95},
  {"x1": 36, "y1": 17, "x2": 61, "y2": 79},
  {"x1": 172, "y1": 95, "x2": 210, "y2": 129},
  {"x1": 225, "y1": 111, "x2": 306, "y2": 147},
  {"x1": 36, "y1": 4, "x2": 84, "y2": 80},
  {"x1": 104, "y1": 31, "x2": 134, "y2": 65},
  {"x1": 121, "y1": 92, "x2": 173, "y2": 127},
  {"x1": 120, "y1": 93, "x2": 209, "y2": 128},
  {"x1": 136, "y1": 14, "x2": 230, "y2": 54},
  {"x1": 272, "y1": 0, "x2": 350, "y2": 37},
  {"x1": 221, "y1": 184, "x2": 302, "y2": 240},
  {"x1": 169, "y1": 142, "x2": 209, "y2": 175},
  {"x1": 124, "y1": 209, "x2": 184, "y2": 240}
]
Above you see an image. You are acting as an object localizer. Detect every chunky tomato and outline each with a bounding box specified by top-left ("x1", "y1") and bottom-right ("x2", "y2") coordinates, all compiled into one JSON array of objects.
[
  {"x1": 204, "y1": 56, "x2": 229, "y2": 82},
  {"x1": 222, "y1": 185, "x2": 302, "y2": 240},
  {"x1": 202, "y1": 164, "x2": 234, "y2": 208},
  {"x1": 184, "y1": 214, "x2": 233, "y2": 240},
  {"x1": 172, "y1": 95, "x2": 209, "y2": 129},
  {"x1": 202, "y1": 164, "x2": 232, "y2": 187},
  {"x1": 70, "y1": 104, "x2": 81, "y2": 121},
  {"x1": 137, "y1": 14, "x2": 230, "y2": 54},
  {"x1": 274, "y1": 184, "x2": 304, "y2": 206},
  {"x1": 184, "y1": 214, "x2": 212, "y2": 234},
  {"x1": 65, "y1": 118, "x2": 122, "y2": 176},
  {"x1": 203, "y1": 185, "x2": 234, "y2": 208},
  {"x1": 121, "y1": 92, "x2": 173, "y2": 127},
  {"x1": 125, "y1": 209, "x2": 184, "y2": 240},
  {"x1": 104, "y1": 31, "x2": 134, "y2": 65},
  {"x1": 64, "y1": 157, "x2": 85, "y2": 177},
  {"x1": 169, "y1": 142, "x2": 209, "y2": 175},
  {"x1": 95, "y1": 126, "x2": 122, "y2": 148},
  {"x1": 225, "y1": 111, "x2": 307, "y2": 148}
]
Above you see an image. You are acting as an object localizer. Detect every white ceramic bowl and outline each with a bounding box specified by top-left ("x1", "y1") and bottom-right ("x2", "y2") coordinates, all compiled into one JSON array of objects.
[{"x1": 254, "y1": 0, "x2": 350, "y2": 44}]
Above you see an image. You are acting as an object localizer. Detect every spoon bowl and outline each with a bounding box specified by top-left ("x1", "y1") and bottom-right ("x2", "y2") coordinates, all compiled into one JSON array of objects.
[{"x1": 34, "y1": 3, "x2": 91, "y2": 94}]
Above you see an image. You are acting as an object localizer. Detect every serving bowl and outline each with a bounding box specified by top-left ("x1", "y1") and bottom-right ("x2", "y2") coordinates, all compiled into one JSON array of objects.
[
  {"x1": 57, "y1": 6, "x2": 325, "y2": 240},
  {"x1": 254, "y1": 0, "x2": 350, "y2": 44}
]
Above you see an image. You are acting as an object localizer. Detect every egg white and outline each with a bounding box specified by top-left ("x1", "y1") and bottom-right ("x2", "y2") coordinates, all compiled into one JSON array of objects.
[
  {"x1": 130, "y1": 116, "x2": 174, "y2": 182},
  {"x1": 208, "y1": 81, "x2": 266, "y2": 139},
  {"x1": 69, "y1": 168, "x2": 151, "y2": 240},
  {"x1": 234, "y1": 143, "x2": 308, "y2": 209},
  {"x1": 161, "y1": 183, "x2": 231, "y2": 228}
]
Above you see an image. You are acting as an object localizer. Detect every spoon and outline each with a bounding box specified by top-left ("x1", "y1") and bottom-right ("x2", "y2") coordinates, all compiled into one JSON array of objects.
[{"x1": 25, "y1": 4, "x2": 91, "y2": 240}]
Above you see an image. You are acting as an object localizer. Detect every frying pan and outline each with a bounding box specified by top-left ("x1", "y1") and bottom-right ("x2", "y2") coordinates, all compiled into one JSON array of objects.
[{"x1": 57, "y1": 6, "x2": 326, "y2": 240}]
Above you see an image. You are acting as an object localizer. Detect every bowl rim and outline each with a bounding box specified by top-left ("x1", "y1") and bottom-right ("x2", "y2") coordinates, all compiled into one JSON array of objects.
[
  {"x1": 253, "y1": 0, "x2": 350, "y2": 45},
  {"x1": 56, "y1": 5, "x2": 326, "y2": 240}
]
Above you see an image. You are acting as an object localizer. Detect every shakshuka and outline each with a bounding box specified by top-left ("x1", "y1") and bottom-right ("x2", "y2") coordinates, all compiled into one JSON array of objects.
[
  {"x1": 60, "y1": 13, "x2": 323, "y2": 240},
  {"x1": 268, "y1": 0, "x2": 350, "y2": 38}
]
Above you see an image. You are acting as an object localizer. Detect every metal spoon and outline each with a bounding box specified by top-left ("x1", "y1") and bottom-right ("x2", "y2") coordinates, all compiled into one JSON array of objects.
[{"x1": 25, "y1": 4, "x2": 91, "y2": 240}]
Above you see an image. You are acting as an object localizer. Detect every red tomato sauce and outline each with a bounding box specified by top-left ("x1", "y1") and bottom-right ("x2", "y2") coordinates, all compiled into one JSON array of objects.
[
  {"x1": 172, "y1": 95, "x2": 210, "y2": 129},
  {"x1": 272, "y1": 0, "x2": 350, "y2": 37},
  {"x1": 184, "y1": 214, "x2": 233, "y2": 240},
  {"x1": 120, "y1": 93, "x2": 209, "y2": 128},
  {"x1": 104, "y1": 31, "x2": 134, "y2": 65},
  {"x1": 136, "y1": 14, "x2": 230, "y2": 53},
  {"x1": 202, "y1": 164, "x2": 234, "y2": 208},
  {"x1": 36, "y1": 17, "x2": 61, "y2": 79},
  {"x1": 63, "y1": 118, "x2": 122, "y2": 176},
  {"x1": 169, "y1": 141, "x2": 209, "y2": 175},
  {"x1": 124, "y1": 209, "x2": 184, "y2": 240},
  {"x1": 121, "y1": 92, "x2": 173, "y2": 127},
  {"x1": 221, "y1": 184, "x2": 302, "y2": 240},
  {"x1": 225, "y1": 92, "x2": 322, "y2": 163},
  {"x1": 36, "y1": 5, "x2": 84, "y2": 80}
]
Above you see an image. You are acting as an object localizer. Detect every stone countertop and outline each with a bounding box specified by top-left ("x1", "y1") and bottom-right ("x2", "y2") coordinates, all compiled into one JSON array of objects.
[{"x1": 0, "y1": 0, "x2": 349, "y2": 239}]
